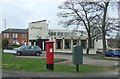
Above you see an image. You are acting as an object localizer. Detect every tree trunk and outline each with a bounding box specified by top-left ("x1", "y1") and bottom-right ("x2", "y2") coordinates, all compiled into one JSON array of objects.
[
  {"x1": 102, "y1": 31, "x2": 106, "y2": 57},
  {"x1": 101, "y1": 2, "x2": 109, "y2": 57},
  {"x1": 86, "y1": 33, "x2": 91, "y2": 54}
]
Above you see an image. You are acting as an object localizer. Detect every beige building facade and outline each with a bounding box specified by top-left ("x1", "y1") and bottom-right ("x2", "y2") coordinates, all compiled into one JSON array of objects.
[{"x1": 28, "y1": 20, "x2": 103, "y2": 54}]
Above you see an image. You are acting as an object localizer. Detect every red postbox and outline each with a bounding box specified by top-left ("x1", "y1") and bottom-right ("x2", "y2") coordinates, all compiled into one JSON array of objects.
[{"x1": 45, "y1": 41, "x2": 54, "y2": 70}]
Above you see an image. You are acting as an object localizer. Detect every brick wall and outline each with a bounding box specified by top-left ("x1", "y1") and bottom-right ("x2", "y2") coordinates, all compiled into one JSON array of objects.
[{"x1": 2, "y1": 32, "x2": 28, "y2": 45}]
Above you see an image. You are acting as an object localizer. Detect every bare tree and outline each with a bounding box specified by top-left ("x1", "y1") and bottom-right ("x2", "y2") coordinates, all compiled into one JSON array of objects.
[
  {"x1": 57, "y1": 0, "x2": 103, "y2": 54},
  {"x1": 93, "y1": 2, "x2": 119, "y2": 57}
]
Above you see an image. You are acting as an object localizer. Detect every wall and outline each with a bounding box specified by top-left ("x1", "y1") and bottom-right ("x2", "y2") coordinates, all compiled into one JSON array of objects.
[
  {"x1": 28, "y1": 20, "x2": 103, "y2": 54},
  {"x1": 29, "y1": 21, "x2": 49, "y2": 40},
  {"x1": 2, "y1": 32, "x2": 28, "y2": 45}
]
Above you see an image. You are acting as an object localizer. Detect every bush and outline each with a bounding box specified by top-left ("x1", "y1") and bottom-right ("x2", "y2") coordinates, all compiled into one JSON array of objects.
[
  {"x1": 6, "y1": 46, "x2": 13, "y2": 50},
  {"x1": 2, "y1": 38, "x2": 9, "y2": 49},
  {"x1": 10, "y1": 43, "x2": 20, "y2": 48}
]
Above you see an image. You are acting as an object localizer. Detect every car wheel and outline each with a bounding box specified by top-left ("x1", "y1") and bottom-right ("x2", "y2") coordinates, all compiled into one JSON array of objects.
[
  {"x1": 35, "y1": 52, "x2": 40, "y2": 56},
  {"x1": 111, "y1": 54, "x2": 114, "y2": 57},
  {"x1": 105, "y1": 55, "x2": 108, "y2": 57},
  {"x1": 16, "y1": 52, "x2": 21, "y2": 56}
]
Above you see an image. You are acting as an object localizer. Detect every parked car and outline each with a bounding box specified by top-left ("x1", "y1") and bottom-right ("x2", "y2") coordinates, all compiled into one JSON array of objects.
[
  {"x1": 105, "y1": 49, "x2": 120, "y2": 57},
  {"x1": 14, "y1": 45, "x2": 42, "y2": 56}
]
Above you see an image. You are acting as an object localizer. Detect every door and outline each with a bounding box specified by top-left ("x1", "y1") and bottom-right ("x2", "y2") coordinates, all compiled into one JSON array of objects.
[{"x1": 22, "y1": 46, "x2": 33, "y2": 55}]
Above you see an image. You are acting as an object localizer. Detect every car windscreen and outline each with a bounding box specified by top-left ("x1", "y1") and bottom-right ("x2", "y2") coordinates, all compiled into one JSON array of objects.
[
  {"x1": 115, "y1": 50, "x2": 120, "y2": 52},
  {"x1": 107, "y1": 50, "x2": 113, "y2": 52},
  {"x1": 18, "y1": 46, "x2": 24, "y2": 49},
  {"x1": 31, "y1": 46, "x2": 37, "y2": 49}
]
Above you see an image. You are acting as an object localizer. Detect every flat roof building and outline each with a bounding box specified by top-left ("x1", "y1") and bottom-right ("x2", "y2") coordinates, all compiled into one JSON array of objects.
[{"x1": 28, "y1": 20, "x2": 103, "y2": 54}]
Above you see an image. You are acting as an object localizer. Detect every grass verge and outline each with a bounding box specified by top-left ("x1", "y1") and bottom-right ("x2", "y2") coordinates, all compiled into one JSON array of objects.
[
  {"x1": 84, "y1": 54, "x2": 120, "y2": 61},
  {"x1": 2, "y1": 53, "x2": 118, "y2": 72}
]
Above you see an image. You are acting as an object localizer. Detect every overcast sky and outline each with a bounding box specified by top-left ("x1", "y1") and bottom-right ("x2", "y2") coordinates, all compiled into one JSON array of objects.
[
  {"x1": 0, "y1": 0, "x2": 67, "y2": 32},
  {"x1": 0, "y1": 0, "x2": 118, "y2": 33}
]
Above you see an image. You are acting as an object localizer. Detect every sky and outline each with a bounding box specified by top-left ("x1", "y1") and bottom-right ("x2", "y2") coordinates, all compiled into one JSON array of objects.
[
  {"x1": 0, "y1": 0, "x2": 66, "y2": 32},
  {"x1": 0, "y1": 0, "x2": 118, "y2": 34}
]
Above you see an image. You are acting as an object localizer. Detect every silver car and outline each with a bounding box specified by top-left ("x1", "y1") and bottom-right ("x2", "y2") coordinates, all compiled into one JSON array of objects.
[{"x1": 14, "y1": 45, "x2": 42, "y2": 56}]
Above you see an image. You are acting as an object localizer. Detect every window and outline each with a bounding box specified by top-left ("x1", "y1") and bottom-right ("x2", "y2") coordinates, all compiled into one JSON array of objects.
[
  {"x1": 65, "y1": 39, "x2": 71, "y2": 49},
  {"x1": 4, "y1": 33, "x2": 9, "y2": 38},
  {"x1": 64, "y1": 32, "x2": 76, "y2": 36},
  {"x1": 7, "y1": 33, "x2": 9, "y2": 38},
  {"x1": 22, "y1": 34, "x2": 26, "y2": 38},
  {"x1": 56, "y1": 39, "x2": 63, "y2": 49},
  {"x1": 73, "y1": 39, "x2": 79, "y2": 45},
  {"x1": 81, "y1": 40, "x2": 87, "y2": 48},
  {"x1": 12, "y1": 33, "x2": 15, "y2": 38},
  {"x1": 58, "y1": 32, "x2": 63, "y2": 36},
  {"x1": 71, "y1": 33, "x2": 76, "y2": 36},
  {"x1": 90, "y1": 39, "x2": 94, "y2": 48},
  {"x1": 4, "y1": 33, "x2": 6, "y2": 38},
  {"x1": 53, "y1": 32, "x2": 56, "y2": 36},
  {"x1": 16, "y1": 40, "x2": 20, "y2": 45},
  {"x1": 24, "y1": 46, "x2": 30, "y2": 49},
  {"x1": 64, "y1": 33, "x2": 70, "y2": 36},
  {"x1": 49, "y1": 32, "x2": 56, "y2": 36},
  {"x1": 12, "y1": 33, "x2": 18, "y2": 38},
  {"x1": 22, "y1": 40, "x2": 26, "y2": 45},
  {"x1": 16, "y1": 33, "x2": 18, "y2": 38},
  {"x1": 31, "y1": 46, "x2": 37, "y2": 49}
]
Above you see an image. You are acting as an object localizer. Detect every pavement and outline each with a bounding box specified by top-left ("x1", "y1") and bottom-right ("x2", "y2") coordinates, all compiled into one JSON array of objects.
[{"x1": 2, "y1": 69, "x2": 119, "y2": 77}]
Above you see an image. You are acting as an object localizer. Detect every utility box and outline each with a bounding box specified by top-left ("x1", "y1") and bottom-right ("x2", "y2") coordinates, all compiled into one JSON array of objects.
[{"x1": 73, "y1": 45, "x2": 83, "y2": 65}]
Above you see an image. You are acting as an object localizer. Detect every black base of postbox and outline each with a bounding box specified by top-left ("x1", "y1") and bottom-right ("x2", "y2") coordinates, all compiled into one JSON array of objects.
[{"x1": 46, "y1": 64, "x2": 54, "y2": 70}]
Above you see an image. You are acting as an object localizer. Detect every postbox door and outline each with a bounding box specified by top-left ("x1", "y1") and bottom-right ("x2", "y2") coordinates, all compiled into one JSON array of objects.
[{"x1": 46, "y1": 44, "x2": 54, "y2": 64}]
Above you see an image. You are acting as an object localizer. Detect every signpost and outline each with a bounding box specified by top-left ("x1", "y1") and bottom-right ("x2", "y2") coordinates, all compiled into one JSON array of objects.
[{"x1": 3, "y1": 49, "x2": 17, "y2": 66}]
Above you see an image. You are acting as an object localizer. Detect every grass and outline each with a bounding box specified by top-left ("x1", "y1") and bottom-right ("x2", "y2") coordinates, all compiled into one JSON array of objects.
[
  {"x1": 2, "y1": 53, "x2": 118, "y2": 72},
  {"x1": 92, "y1": 57, "x2": 120, "y2": 61},
  {"x1": 0, "y1": 49, "x2": 2, "y2": 69},
  {"x1": 84, "y1": 54, "x2": 120, "y2": 61}
]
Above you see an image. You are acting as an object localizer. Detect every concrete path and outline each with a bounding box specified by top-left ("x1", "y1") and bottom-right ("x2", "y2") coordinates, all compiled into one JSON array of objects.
[{"x1": 2, "y1": 69, "x2": 119, "y2": 77}]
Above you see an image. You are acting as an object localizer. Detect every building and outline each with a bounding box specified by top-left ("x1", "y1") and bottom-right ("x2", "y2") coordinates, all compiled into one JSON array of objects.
[
  {"x1": 0, "y1": 33, "x2": 1, "y2": 46},
  {"x1": 2, "y1": 28, "x2": 28, "y2": 45},
  {"x1": 28, "y1": 20, "x2": 103, "y2": 54},
  {"x1": 106, "y1": 38, "x2": 119, "y2": 48}
]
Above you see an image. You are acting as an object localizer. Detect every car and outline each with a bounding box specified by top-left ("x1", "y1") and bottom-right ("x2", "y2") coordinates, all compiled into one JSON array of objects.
[
  {"x1": 105, "y1": 49, "x2": 120, "y2": 57},
  {"x1": 14, "y1": 45, "x2": 42, "y2": 56}
]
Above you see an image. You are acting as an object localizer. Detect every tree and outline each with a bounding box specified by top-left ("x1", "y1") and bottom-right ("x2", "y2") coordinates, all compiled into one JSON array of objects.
[
  {"x1": 2, "y1": 38, "x2": 9, "y2": 49},
  {"x1": 94, "y1": 1, "x2": 120, "y2": 57},
  {"x1": 117, "y1": 2, "x2": 120, "y2": 48},
  {"x1": 116, "y1": 32, "x2": 120, "y2": 48},
  {"x1": 58, "y1": 0, "x2": 103, "y2": 54},
  {"x1": 93, "y1": 2, "x2": 119, "y2": 57}
]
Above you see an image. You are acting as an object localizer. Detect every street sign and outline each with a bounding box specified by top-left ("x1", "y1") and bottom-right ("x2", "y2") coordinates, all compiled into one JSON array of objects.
[{"x1": 3, "y1": 49, "x2": 16, "y2": 54}]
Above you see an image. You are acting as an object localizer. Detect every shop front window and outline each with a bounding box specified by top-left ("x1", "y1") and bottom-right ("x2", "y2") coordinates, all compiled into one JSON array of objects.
[
  {"x1": 56, "y1": 39, "x2": 63, "y2": 49},
  {"x1": 90, "y1": 39, "x2": 94, "y2": 48},
  {"x1": 73, "y1": 39, "x2": 79, "y2": 45},
  {"x1": 81, "y1": 40, "x2": 87, "y2": 48},
  {"x1": 65, "y1": 39, "x2": 71, "y2": 49}
]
